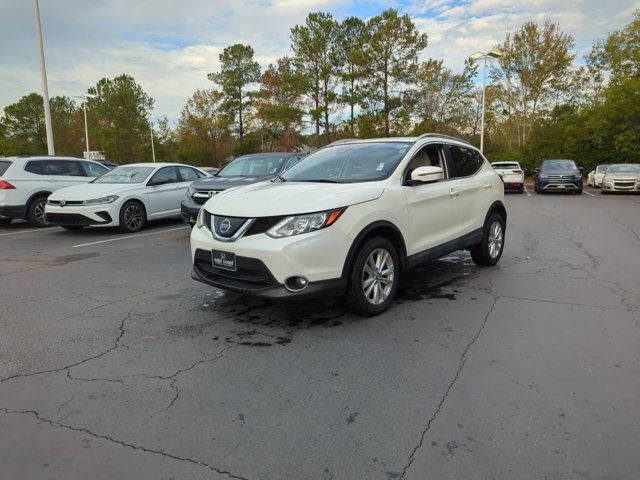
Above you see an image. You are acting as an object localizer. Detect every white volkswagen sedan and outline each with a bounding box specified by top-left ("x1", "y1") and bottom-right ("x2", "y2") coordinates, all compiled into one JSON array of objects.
[{"x1": 45, "y1": 163, "x2": 207, "y2": 232}]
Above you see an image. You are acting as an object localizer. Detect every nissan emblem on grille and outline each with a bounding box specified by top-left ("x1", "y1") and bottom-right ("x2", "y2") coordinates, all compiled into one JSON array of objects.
[{"x1": 220, "y1": 218, "x2": 232, "y2": 234}]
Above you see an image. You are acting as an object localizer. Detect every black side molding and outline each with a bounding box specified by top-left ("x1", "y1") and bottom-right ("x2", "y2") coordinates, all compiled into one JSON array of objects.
[{"x1": 406, "y1": 228, "x2": 483, "y2": 269}]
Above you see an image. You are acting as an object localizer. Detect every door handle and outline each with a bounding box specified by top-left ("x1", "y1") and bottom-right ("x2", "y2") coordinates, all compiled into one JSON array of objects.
[
  {"x1": 449, "y1": 189, "x2": 458, "y2": 198},
  {"x1": 483, "y1": 183, "x2": 493, "y2": 190}
]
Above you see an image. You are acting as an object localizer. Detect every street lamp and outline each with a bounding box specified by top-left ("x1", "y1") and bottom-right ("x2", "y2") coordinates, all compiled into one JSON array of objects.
[
  {"x1": 33, "y1": 0, "x2": 54, "y2": 155},
  {"x1": 74, "y1": 93, "x2": 97, "y2": 157},
  {"x1": 149, "y1": 117, "x2": 156, "y2": 162},
  {"x1": 469, "y1": 49, "x2": 502, "y2": 154}
]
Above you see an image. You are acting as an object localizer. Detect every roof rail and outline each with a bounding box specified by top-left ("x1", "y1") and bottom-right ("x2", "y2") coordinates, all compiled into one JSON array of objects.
[
  {"x1": 417, "y1": 133, "x2": 473, "y2": 146},
  {"x1": 327, "y1": 138, "x2": 358, "y2": 146}
]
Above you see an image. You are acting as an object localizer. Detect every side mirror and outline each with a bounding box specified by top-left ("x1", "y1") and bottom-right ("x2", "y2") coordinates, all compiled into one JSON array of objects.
[
  {"x1": 410, "y1": 166, "x2": 444, "y2": 184},
  {"x1": 148, "y1": 178, "x2": 171, "y2": 186},
  {"x1": 535, "y1": 167, "x2": 540, "y2": 173}
]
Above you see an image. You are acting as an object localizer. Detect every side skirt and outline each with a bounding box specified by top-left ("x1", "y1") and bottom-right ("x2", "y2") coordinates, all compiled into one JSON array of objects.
[{"x1": 406, "y1": 228, "x2": 483, "y2": 270}]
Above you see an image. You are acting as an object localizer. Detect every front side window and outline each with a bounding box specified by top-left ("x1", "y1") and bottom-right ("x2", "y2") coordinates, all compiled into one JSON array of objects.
[
  {"x1": 405, "y1": 144, "x2": 447, "y2": 183},
  {"x1": 282, "y1": 142, "x2": 412, "y2": 183},
  {"x1": 93, "y1": 166, "x2": 155, "y2": 184},
  {"x1": 178, "y1": 166, "x2": 201, "y2": 181},
  {"x1": 149, "y1": 167, "x2": 178, "y2": 184},
  {"x1": 217, "y1": 155, "x2": 286, "y2": 177},
  {"x1": 447, "y1": 146, "x2": 482, "y2": 178},
  {"x1": 82, "y1": 161, "x2": 109, "y2": 177}
]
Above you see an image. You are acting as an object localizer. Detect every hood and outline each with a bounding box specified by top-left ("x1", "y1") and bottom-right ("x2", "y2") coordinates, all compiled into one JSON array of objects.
[
  {"x1": 603, "y1": 173, "x2": 640, "y2": 180},
  {"x1": 49, "y1": 183, "x2": 141, "y2": 200},
  {"x1": 204, "y1": 181, "x2": 384, "y2": 217},
  {"x1": 191, "y1": 175, "x2": 273, "y2": 191}
]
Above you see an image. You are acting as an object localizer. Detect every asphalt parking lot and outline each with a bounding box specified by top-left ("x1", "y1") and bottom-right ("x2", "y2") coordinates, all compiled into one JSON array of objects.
[{"x1": 1, "y1": 187, "x2": 639, "y2": 480}]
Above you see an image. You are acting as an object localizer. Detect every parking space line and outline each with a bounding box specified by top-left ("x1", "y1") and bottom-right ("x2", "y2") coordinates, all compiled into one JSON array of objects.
[
  {"x1": 583, "y1": 190, "x2": 595, "y2": 197},
  {"x1": 73, "y1": 226, "x2": 190, "y2": 248},
  {"x1": 524, "y1": 185, "x2": 532, "y2": 197},
  {"x1": 0, "y1": 228, "x2": 53, "y2": 237}
]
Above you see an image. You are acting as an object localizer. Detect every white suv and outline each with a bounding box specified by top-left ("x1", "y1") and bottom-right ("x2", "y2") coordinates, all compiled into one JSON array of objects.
[
  {"x1": 0, "y1": 156, "x2": 109, "y2": 226},
  {"x1": 190, "y1": 134, "x2": 506, "y2": 315}
]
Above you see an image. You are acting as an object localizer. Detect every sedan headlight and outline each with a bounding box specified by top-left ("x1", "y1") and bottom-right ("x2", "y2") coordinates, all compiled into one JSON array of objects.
[
  {"x1": 83, "y1": 195, "x2": 119, "y2": 205},
  {"x1": 266, "y1": 208, "x2": 345, "y2": 238}
]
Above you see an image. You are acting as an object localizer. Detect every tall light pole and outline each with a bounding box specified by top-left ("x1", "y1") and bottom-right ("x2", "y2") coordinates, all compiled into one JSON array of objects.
[
  {"x1": 469, "y1": 49, "x2": 502, "y2": 154},
  {"x1": 33, "y1": 0, "x2": 54, "y2": 155},
  {"x1": 149, "y1": 117, "x2": 156, "y2": 162},
  {"x1": 75, "y1": 93, "x2": 97, "y2": 157}
]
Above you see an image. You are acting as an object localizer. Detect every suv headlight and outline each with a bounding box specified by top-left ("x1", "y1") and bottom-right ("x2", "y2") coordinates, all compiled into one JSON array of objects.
[
  {"x1": 187, "y1": 185, "x2": 196, "y2": 198},
  {"x1": 83, "y1": 195, "x2": 119, "y2": 205},
  {"x1": 573, "y1": 173, "x2": 582, "y2": 179},
  {"x1": 266, "y1": 208, "x2": 345, "y2": 238},
  {"x1": 195, "y1": 207, "x2": 206, "y2": 228}
]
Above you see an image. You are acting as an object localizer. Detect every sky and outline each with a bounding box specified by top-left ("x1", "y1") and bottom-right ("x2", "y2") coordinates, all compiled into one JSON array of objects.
[{"x1": 1, "y1": 0, "x2": 638, "y2": 124}]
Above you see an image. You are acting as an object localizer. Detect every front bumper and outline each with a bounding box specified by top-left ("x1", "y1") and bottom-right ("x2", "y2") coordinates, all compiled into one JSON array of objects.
[
  {"x1": 538, "y1": 178, "x2": 582, "y2": 191},
  {"x1": 181, "y1": 198, "x2": 201, "y2": 225},
  {"x1": 45, "y1": 204, "x2": 116, "y2": 226},
  {"x1": 0, "y1": 205, "x2": 26, "y2": 220},
  {"x1": 602, "y1": 181, "x2": 640, "y2": 192},
  {"x1": 190, "y1": 219, "x2": 352, "y2": 298}
]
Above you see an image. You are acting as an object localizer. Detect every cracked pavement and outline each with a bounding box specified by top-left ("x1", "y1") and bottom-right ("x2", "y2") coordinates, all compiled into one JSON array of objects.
[{"x1": 1, "y1": 192, "x2": 639, "y2": 480}]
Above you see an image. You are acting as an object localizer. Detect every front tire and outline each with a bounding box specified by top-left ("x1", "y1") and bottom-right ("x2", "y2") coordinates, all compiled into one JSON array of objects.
[
  {"x1": 346, "y1": 236, "x2": 400, "y2": 316},
  {"x1": 118, "y1": 200, "x2": 146, "y2": 233},
  {"x1": 27, "y1": 195, "x2": 49, "y2": 227},
  {"x1": 470, "y1": 213, "x2": 505, "y2": 266}
]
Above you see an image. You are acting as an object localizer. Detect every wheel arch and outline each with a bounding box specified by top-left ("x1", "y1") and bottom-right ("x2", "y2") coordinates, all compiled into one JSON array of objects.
[
  {"x1": 485, "y1": 200, "x2": 507, "y2": 226},
  {"x1": 341, "y1": 220, "x2": 408, "y2": 279}
]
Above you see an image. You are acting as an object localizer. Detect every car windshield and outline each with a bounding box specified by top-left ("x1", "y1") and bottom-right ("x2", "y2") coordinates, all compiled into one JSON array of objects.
[
  {"x1": 93, "y1": 166, "x2": 155, "y2": 184},
  {"x1": 217, "y1": 155, "x2": 287, "y2": 177},
  {"x1": 596, "y1": 165, "x2": 608, "y2": 173},
  {"x1": 493, "y1": 163, "x2": 519, "y2": 169},
  {"x1": 541, "y1": 160, "x2": 576, "y2": 171},
  {"x1": 282, "y1": 142, "x2": 412, "y2": 183},
  {"x1": 607, "y1": 165, "x2": 640, "y2": 174}
]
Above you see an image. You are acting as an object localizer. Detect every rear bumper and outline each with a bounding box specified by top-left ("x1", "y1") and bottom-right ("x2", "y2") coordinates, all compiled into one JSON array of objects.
[
  {"x1": 503, "y1": 182, "x2": 523, "y2": 191},
  {"x1": 0, "y1": 205, "x2": 26, "y2": 220}
]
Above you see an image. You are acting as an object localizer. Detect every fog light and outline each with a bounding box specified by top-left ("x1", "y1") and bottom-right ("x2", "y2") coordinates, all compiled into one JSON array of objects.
[{"x1": 285, "y1": 276, "x2": 309, "y2": 292}]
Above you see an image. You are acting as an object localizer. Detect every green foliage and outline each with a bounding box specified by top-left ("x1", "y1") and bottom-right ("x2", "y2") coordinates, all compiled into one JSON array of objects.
[{"x1": 208, "y1": 44, "x2": 261, "y2": 147}]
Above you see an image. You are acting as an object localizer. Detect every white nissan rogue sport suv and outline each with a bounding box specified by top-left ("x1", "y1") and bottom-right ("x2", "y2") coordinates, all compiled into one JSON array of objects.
[{"x1": 190, "y1": 134, "x2": 506, "y2": 315}]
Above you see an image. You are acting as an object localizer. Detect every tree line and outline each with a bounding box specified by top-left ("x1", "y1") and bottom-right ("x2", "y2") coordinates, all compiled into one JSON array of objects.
[{"x1": 1, "y1": 9, "x2": 638, "y2": 173}]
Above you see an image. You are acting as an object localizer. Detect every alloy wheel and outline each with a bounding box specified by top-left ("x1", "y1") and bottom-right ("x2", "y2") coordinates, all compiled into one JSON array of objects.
[
  {"x1": 123, "y1": 204, "x2": 143, "y2": 230},
  {"x1": 34, "y1": 201, "x2": 47, "y2": 225},
  {"x1": 362, "y1": 248, "x2": 395, "y2": 305},
  {"x1": 488, "y1": 221, "x2": 503, "y2": 259}
]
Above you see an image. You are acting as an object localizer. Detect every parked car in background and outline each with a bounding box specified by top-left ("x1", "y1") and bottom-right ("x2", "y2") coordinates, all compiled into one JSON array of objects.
[
  {"x1": 491, "y1": 161, "x2": 525, "y2": 193},
  {"x1": 201, "y1": 167, "x2": 220, "y2": 175},
  {"x1": 587, "y1": 164, "x2": 609, "y2": 187},
  {"x1": 534, "y1": 159, "x2": 583, "y2": 194},
  {"x1": 181, "y1": 152, "x2": 304, "y2": 226},
  {"x1": 98, "y1": 160, "x2": 119, "y2": 170},
  {"x1": 45, "y1": 163, "x2": 207, "y2": 232},
  {"x1": 0, "y1": 156, "x2": 110, "y2": 226},
  {"x1": 190, "y1": 134, "x2": 506, "y2": 315},
  {"x1": 601, "y1": 164, "x2": 640, "y2": 193}
]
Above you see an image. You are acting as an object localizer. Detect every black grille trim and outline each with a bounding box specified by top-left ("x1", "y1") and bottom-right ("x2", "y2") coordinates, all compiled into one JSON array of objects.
[
  {"x1": 201, "y1": 211, "x2": 284, "y2": 238},
  {"x1": 193, "y1": 249, "x2": 277, "y2": 291},
  {"x1": 45, "y1": 213, "x2": 111, "y2": 226}
]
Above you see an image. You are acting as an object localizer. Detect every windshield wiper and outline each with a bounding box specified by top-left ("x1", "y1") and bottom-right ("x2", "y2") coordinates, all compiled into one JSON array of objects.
[
  {"x1": 273, "y1": 173, "x2": 286, "y2": 182},
  {"x1": 297, "y1": 179, "x2": 343, "y2": 183}
]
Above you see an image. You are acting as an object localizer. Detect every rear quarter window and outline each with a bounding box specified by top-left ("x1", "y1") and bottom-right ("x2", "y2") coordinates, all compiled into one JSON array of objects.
[{"x1": 0, "y1": 161, "x2": 11, "y2": 176}]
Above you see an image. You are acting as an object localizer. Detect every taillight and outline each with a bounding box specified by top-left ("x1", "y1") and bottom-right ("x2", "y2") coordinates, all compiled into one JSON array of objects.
[
  {"x1": 0, "y1": 180, "x2": 15, "y2": 189},
  {"x1": 512, "y1": 169, "x2": 523, "y2": 174}
]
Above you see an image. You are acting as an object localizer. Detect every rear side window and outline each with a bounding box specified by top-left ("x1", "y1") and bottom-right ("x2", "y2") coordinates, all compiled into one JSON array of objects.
[
  {"x1": 25, "y1": 160, "x2": 85, "y2": 176},
  {"x1": 447, "y1": 146, "x2": 483, "y2": 178},
  {"x1": 0, "y1": 161, "x2": 11, "y2": 176},
  {"x1": 82, "y1": 161, "x2": 109, "y2": 177},
  {"x1": 178, "y1": 166, "x2": 201, "y2": 181}
]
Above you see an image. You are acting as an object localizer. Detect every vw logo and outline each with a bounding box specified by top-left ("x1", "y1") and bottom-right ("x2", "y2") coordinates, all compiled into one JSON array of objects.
[
  {"x1": 60, "y1": 200, "x2": 66, "y2": 207},
  {"x1": 219, "y1": 218, "x2": 232, "y2": 234}
]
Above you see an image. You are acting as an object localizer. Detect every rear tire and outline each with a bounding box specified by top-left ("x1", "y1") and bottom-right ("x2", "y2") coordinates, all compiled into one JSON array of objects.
[
  {"x1": 62, "y1": 225, "x2": 84, "y2": 231},
  {"x1": 470, "y1": 213, "x2": 505, "y2": 267},
  {"x1": 518, "y1": 184, "x2": 524, "y2": 194},
  {"x1": 118, "y1": 200, "x2": 146, "y2": 233},
  {"x1": 346, "y1": 236, "x2": 400, "y2": 316},
  {"x1": 27, "y1": 195, "x2": 49, "y2": 227}
]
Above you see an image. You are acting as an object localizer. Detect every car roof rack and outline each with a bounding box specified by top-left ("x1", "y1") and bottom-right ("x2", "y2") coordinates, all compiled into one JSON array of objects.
[{"x1": 417, "y1": 133, "x2": 473, "y2": 146}]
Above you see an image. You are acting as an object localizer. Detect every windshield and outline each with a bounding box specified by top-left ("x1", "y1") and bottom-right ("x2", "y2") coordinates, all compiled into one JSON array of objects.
[
  {"x1": 282, "y1": 142, "x2": 412, "y2": 183},
  {"x1": 607, "y1": 165, "x2": 640, "y2": 174},
  {"x1": 596, "y1": 165, "x2": 608, "y2": 173},
  {"x1": 217, "y1": 155, "x2": 287, "y2": 177},
  {"x1": 541, "y1": 160, "x2": 577, "y2": 171},
  {"x1": 93, "y1": 166, "x2": 155, "y2": 184}
]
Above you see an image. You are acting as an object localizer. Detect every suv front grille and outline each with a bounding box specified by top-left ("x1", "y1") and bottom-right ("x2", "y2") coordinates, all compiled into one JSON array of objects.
[
  {"x1": 202, "y1": 211, "x2": 283, "y2": 238},
  {"x1": 193, "y1": 249, "x2": 276, "y2": 292},
  {"x1": 193, "y1": 190, "x2": 223, "y2": 205}
]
